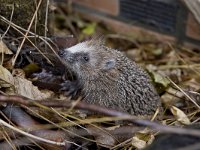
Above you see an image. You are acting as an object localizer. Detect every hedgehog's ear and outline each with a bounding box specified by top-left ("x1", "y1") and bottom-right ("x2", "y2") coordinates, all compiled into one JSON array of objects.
[{"x1": 102, "y1": 59, "x2": 116, "y2": 70}]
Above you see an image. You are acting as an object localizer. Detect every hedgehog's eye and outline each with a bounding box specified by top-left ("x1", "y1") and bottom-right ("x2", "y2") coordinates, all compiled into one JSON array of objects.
[{"x1": 83, "y1": 56, "x2": 89, "y2": 62}]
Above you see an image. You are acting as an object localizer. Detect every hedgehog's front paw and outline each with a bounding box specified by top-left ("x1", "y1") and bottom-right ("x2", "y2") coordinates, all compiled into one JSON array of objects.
[{"x1": 60, "y1": 80, "x2": 81, "y2": 97}]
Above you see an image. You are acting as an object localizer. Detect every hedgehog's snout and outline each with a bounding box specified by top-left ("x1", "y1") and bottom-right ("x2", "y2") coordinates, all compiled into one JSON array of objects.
[
  {"x1": 58, "y1": 50, "x2": 75, "y2": 63},
  {"x1": 67, "y1": 55, "x2": 75, "y2": 63},
  {"x1": 58, "y1": 49, "x2": 66, "y2": 58}
]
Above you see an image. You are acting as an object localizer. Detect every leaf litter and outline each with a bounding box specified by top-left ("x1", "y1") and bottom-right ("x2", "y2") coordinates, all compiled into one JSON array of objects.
[{"x1": 0, "y1": 2, "x2": 200, "y2": 150}]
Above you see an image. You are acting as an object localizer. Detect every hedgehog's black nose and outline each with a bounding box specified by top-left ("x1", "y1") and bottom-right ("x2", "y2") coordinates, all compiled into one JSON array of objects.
[
  {"x1": 58, "y1": 50, "x2": 75, "y2": 63},
  {"x1": 58, "y1": 50, "x2": 65, "y2": 57}
]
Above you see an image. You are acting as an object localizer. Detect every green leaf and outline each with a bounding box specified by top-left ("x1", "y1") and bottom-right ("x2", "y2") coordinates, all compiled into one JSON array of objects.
[
  {"x1": 152, "y1": 72, "x2": 170, "y2": 87},
  {"x1": 152, "y1": 48, "x2": 163, "y2": 56},
  {"x1": 82, "y1": 22, "x2": 96, "y2": 35}
]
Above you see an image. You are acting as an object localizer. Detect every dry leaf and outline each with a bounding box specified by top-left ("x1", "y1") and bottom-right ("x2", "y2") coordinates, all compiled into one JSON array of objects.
[
  {"x1": 152, "y1": 72, "x2": 170, "y2": 87},
  {"x1": 132, "y1": 136, "x2": 146, "y2": 149},
  {"x1": 170, "y1": 106, "x2": 191, "y2": 125},
  {"x1": 106, "y1": 125, "x2": 120, "y2": 131},
  {"x1": 0, "y1": 65, "x2": 14, "y2": 88},
  {"x1": 13, "y1": 76, "x2": 53, "y2": 100},
  {"x1": 87, "y1": 126, "x2": 116, "y2": 148},
  {"x1": 132, "y1": 129, "x2": 154, "y2": 149},
  {"x1": 146, "y1": 64, "x2": 170, "y2": 88},
  {"x1": 0, "y1": 40, "x2": 13, "y2": 54},
  {"x1": 12, "y1": 69, "x2": 26, "y2": 78},
  {"x1": 161, "y1": 87, "x2": 183, "y2": 106},
  {"x1": 152, "y1": 48, "x2": 163, "y2": 56}
]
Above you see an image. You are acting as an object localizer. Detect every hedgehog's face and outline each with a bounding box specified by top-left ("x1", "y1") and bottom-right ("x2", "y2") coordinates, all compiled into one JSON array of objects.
[{"x1": 59, "y1": 41, "x2": 117, "y2": 80}]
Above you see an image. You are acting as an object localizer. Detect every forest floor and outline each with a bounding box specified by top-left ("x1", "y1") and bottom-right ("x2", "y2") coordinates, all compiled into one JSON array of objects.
[{"x1": 0, "y1": 2, "x2": 200, "y2": 150}]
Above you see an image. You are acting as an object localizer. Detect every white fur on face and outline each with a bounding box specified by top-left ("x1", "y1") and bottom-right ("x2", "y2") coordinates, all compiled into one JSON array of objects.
[{"x1": 66, "y1": 42, "x2": 91, "y2": 53}]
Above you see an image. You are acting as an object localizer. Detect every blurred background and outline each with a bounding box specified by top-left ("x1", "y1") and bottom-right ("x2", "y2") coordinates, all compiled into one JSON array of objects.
[{"x1": 56, "y1": 0, "x2": 200, "y2": 48}]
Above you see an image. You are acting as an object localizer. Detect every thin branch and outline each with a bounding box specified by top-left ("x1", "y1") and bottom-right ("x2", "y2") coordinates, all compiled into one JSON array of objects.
[
  {"x1": 167, "y1": 77, "x2": 200, "y2": 109},
  {"x1": 45, "y1": 0, "x2": 50, "y2": 38},
  {"x1": 1, "y1": 5, "x2": 14, "y2": 38},
  {"x1": 12, "y1": 0, "x2": 43, "y2": 66},
  {"x1": 1, "y1": 95, "x2": 200, "y2": 137},
  {"x1": 0, "y1": 119, "x2": 65, "y2": 146},
  {"x1": 0, "y1": 15, "x2": 53, "y2": 65},
  {"x1": 0, "y1": 4, "x2": 14, "y2": 66},
  {"x1": 0, "y1": 15, "x2": 63, "y2": 64}
]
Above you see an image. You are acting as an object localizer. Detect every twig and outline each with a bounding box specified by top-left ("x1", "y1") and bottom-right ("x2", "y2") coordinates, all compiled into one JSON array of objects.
[
  {"x1": 1, "y1": 95, "x2": 200, "y2": 137},
  {"x1": 51, "y1": 106, "x2": 120, "y2": 144},
  {"x1": 12, "y1": 0, "x2": 42, "y2": 66},
  {"x1": 44, "y1": 0, "x2": 49, "y2": 51},
  {"x1": 157, "y1": 64, "x2": 200, "y2": 70},
  {"x1": 167, "y1": 77, "x2": 200, "y2": 109},
  {"x1": 111, "y1": 138, "x2": 132, "y2": 150},
  {"x1": 0, "y1": 5, "x2": 14, "y2": 66},
  {"x1": 0, "y1": 16, "x2": 53, "y2": 65},
  {"x1": 1, "y1": 5, "x2": 14, "y2": 39},
  {"x1": 0, "y1": 119, "x2": 65, "y2": 146},
  {"x1": 1, "y1": 105, "x2": 83, "y2": 148},
  {"x1": 0, "y1": 15, "x2": 62, "y2": 64},
  {"x1": 24, "y1": 106, "x2": 97, "y2": 144}
]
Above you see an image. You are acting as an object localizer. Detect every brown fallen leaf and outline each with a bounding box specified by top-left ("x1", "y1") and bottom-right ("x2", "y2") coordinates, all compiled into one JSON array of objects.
[
  {"x1": 0, "y1": 40, "x2": 13, "y2": 54},
  {"x1": 0, "y1": 65, "x2": 52, "y2": 100},
  {"x1": 87, "y1": 126, "x2": 116, "y2": 148},
  {"x1": 132, "y1": 128, "x2": 155, "y2": 149},
  {"x1": 12, "y1": 68, "x2": 26, "y2": 78},
  {"x1": 161, "y1": 87, "x2": 183, "y2": 106},
  {"x1": 170, "y1": 106, "x2": 191, "y2": 125},
  {"x1": 0, "y1": 65, "x2": 14, "y2": 88},
  {"x1": 132, "y1": 136, "x2": 146, "y2": 149},
  {"x1": 13, "y1": 76, "x2": 53, "y2": 100},
  {"x1": 146, "y1": 64, "x2": 170, "y2": 88}
]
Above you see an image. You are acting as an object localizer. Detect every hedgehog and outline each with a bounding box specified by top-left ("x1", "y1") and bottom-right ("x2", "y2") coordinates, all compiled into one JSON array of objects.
[{"x1": 59, "y1": 40, "x2": 161, "y2": 115}]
